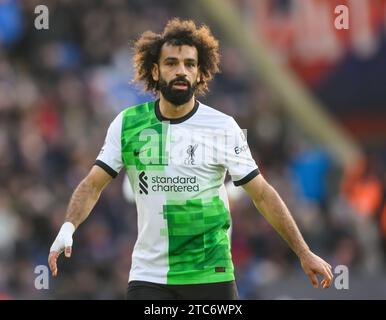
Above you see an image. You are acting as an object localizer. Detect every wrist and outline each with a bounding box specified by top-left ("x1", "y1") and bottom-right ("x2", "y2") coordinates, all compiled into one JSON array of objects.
[
  {"x1": 50, "y1": 222, "x2": 75, "y2": 253},
  {"x1": 297, "y1": 247, "x2": 311, "y2": 260},
  {"x1": 60, "y1": 221, "x2": 75, "y2": 235}
]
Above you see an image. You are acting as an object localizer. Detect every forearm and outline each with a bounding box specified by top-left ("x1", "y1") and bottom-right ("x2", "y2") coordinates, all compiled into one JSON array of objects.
[
  {"x1": 65, "y1": 177, "x2": 101, "y2": 229},
  {"x1": 253, "y1": 184, "x2": 310, "y2": 259}
]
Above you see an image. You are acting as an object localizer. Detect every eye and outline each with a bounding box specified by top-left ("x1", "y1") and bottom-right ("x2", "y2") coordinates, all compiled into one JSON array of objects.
[
  {"x1": 165, "y1": 60, "x2": 176, "y2": 66},
  {"x1": 186, "y1": 62, "x2": 195, "y2": 68}
]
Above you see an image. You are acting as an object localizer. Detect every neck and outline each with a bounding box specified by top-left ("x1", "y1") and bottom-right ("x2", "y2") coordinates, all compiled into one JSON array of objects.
[{"x1": 158, "y1": 95, "x2": 195, "y2": 119}]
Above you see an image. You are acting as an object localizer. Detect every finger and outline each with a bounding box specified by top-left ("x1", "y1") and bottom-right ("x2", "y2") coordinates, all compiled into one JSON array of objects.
[
  {"x1": 48, "y1": 251, "x2": 59, "y2": 277},
  {"x1": 307, "y1": 272, "x2": 319, "y2": 288},
  {"x1": 325, "y1": 264, "x2": 333, "y2": 280},
  {"x1": 48, "y1": 251, "x2": 58, "y2": 271},
  {"x1": 325, "y1": 265, "x2": 334, "y2": 284},
  {"x1": 314, "y1": 264, "x2": 332, "y2": 281},
  {"x1": 321, "y1": 266, "x2": 333, "y2": 288},
  {"x1": 322, "y1": 278, "x2": 331, "y2": 289},
  {"x1": 64, "y1": 246, "x2": 72, "y2": 258},
  {"x1": 327, "y1": 264, "x2": 334, "y2": 279}
]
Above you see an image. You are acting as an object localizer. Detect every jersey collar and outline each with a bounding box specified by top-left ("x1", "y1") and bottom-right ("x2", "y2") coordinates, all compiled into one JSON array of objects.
[{"x1": 155, "y1": 99, "x2": 199, "y2": 124}]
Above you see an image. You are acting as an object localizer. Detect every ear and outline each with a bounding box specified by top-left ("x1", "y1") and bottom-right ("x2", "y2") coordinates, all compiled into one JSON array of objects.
[
  {"x1": 152, "y1": 63, "x2": 159, "y2": 82},
  {"x1": 197, "y1": 68, "x2": 201, "y2": 84}
]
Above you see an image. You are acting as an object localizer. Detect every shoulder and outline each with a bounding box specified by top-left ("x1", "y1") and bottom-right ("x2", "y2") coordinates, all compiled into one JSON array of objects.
[
  {"x1": 121, "y1": 100, "x2": 156, "y2": 117},
  {"x1": 196, "y1": 101, "x2": 237, "y2": 129},
  {"x1": 105, "y1": 101, "x2": 156, "y2": 135},
  {"x1": 117, "y1": 100, "x2": 158, "y2": 130}
]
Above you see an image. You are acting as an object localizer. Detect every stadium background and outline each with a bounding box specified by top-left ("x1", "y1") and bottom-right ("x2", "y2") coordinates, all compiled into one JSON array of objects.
[{"x1": 0, "y1": 0, "x2": 385, "y2": 299}]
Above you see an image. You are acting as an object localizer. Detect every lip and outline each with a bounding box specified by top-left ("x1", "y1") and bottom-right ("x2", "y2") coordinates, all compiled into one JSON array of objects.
[{"x1": 172, "y1": 82, "x2": 188, "y2": 90}]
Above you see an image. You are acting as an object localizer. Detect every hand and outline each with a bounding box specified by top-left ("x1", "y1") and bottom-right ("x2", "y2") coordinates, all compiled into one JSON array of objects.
[
  {"x1": 48, "y1": 222, "x2": 75, "y2": 277},
  {"x1": 300, "y1": 251, "x2": 333, "y2": 289}
]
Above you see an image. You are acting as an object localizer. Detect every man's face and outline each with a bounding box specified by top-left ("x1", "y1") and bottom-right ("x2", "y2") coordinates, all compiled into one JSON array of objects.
[{"x1": 152, "y1": 43, "x2": 201, "y2": 106}]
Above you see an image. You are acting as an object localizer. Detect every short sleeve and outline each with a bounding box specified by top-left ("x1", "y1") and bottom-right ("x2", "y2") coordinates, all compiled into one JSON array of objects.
[
  {"x1": 95, "y1": 112, "x2": 123, "y2": 178},
  {"x1": 224, "y1": 118, "x2": 259, "y2": 186}
]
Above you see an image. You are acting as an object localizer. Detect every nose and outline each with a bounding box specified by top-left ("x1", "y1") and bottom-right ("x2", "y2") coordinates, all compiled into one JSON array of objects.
[{"x1": 175, "y1": 62, "x2": 187, "y2": 77}]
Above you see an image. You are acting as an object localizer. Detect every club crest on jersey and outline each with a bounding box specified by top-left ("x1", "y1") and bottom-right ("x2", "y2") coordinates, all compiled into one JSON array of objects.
[{"x1": 184, "y1": 144, "x2": 198, "y2": 165}]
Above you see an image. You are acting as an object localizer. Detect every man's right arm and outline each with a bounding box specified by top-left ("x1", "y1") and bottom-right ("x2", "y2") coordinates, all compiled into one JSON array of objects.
[
  {"x1": 48, "y1": 165, "x2": 113, "y2": 276},
  {"x1": 65, "y1": 165, "x2": 112, "y2": 228}
]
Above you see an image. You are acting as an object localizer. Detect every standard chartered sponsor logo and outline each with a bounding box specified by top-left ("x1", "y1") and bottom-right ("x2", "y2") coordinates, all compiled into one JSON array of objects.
[
  {"x1": 139, "y1": 171, "x2": 149, "y2": 194},
  {"x1": 139, "y1": 172, "x2": 199, "y2": 193},
  {"x1": 151, "y1": 175, "x2": 199, "y2": 192}
]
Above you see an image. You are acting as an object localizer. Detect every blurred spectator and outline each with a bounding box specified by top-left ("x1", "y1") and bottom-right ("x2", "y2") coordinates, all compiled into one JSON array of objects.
[
  {"x1": 0, "y1": 0, "x2": 23, "y2": 47},
  {"x1": 342, "y1": 155, "x2": 383, "y2": 218}
]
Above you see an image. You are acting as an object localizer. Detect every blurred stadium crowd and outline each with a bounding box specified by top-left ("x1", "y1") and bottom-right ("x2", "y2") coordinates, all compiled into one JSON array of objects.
[{"x1": 0, "y1": 0, "x2": 385, "y2": 299}]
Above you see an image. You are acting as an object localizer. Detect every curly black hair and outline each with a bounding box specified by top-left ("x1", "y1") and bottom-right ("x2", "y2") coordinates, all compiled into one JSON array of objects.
[{"x1": 133, "y1": 18, "x2": 220, "y2": 95}]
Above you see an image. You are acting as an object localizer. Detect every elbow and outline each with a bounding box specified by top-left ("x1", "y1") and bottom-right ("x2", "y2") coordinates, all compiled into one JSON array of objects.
[{"x1": 253, "y1": 182, "x2": 275, "y2": 208}]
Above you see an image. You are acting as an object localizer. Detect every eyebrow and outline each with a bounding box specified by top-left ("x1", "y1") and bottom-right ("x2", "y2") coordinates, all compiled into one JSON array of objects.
[{"x1": 163, "y1": 57, "x2": 197, "y2": 64}]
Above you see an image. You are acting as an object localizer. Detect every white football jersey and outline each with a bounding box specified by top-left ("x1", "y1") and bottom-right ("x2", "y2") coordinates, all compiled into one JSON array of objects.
[{"x1": 96, "y1": 99, "x2": 259, "y2": 284}]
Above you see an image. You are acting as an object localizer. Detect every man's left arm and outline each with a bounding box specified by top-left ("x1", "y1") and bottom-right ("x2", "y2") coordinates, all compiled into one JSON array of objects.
[{"x1": 242, "y1": 174, "x2": 334, "y2": 289}]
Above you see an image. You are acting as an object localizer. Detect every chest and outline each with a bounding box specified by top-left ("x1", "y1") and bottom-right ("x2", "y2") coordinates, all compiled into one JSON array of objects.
[{"x1": 124, "y1": 124, "x2": 227, "y2": 170}]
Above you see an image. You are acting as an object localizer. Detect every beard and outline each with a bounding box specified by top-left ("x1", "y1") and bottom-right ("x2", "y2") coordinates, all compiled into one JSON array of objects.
[{"x1": 158, "y1": 75, "x2": 197, "y2": 106}]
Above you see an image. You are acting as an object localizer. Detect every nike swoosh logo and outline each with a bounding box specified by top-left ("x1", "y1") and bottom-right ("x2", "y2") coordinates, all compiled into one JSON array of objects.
[{"x1": 133, "y1": 148, "x2": 148, "y2": 156}]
